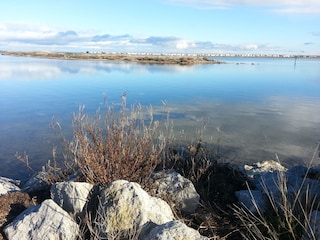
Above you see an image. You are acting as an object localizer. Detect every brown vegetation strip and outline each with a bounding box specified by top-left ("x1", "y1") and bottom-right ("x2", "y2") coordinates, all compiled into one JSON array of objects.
[{"x1": 0, "y1": 51, "x2": 224, "y2": 65}]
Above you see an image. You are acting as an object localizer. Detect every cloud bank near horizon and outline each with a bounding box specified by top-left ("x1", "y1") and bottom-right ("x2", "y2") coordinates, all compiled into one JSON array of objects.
[
  {"x1": 0, "y1": 22, "x2": 284, "y2": 54},
  {"x1": 168, "y1": 0, "x2": 320, "y2": 13}
]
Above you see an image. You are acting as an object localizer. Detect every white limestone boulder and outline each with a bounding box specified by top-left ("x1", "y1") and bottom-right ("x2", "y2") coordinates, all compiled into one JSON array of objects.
[
  {"x1": 244, "y1": 160, "x2": 288, "y2": 199},
  {"x1": 143, "y1": 220, "x2": 209, "y2": 240},
  {"x1": 149, "y1": 170, "x2": 200, "y2": 213},
  {"x1": 95, "y1": 180, "x2": 174, "y2": 238},
  {"x1": 50, "y1": 181, "x2": 94, "y2": 217},
  {"x1": 0, "y1": 177, "x2": 20, "y2": 196},
  {"x1": 242, "y1": 164, "x2": 320, "y2": 216},
  {"x1": 255, "y1": 166, "x2": 320, "y2": 202},
  {"x1": 4, "y1": 199, "x2": 79, "y2": 240},
  {"x1": 244, "y1": 160, "x2": 287, "y2": 178}
]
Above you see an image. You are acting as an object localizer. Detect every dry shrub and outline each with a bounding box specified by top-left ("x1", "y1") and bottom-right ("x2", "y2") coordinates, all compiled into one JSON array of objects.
[
  {"x1": 191, "y1": 162, "x2": 249, "y2": 239},
  {"x1": 162, "y1": 133, "x2": 248, "y2": 239},
  {"x1": 51, "y1": 94, "x2": 167, "y2": 186}
]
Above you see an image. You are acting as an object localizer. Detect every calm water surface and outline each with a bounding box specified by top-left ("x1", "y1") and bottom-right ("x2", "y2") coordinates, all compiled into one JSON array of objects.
[{"x1": 0, "y1": 55, "x2": 320, "y2": 180}]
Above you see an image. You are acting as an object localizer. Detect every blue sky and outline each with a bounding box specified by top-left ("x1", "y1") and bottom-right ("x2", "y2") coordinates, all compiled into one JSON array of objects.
[{"x1": 0, "y1": 0, "x2": 319, "y2": 54}]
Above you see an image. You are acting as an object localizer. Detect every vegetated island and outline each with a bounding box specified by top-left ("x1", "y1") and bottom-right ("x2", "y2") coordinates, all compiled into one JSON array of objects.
[{"x1": 0, "y1": 51, "x2": 224, "y2": 65}]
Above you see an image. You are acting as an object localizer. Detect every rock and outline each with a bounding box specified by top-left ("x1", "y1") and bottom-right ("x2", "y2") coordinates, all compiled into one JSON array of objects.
[
  {"x1": 285, "y1": 166, "x2": 320, "y2": 194},
  {"x1": 95, "y1": 180, "x2": 174, "y2": 238},
  {"x1": 21, "y1": 171, "x2": 50, "y2": 192},
  {"x1": 0, "y1": 177, "x2": 20, "y2": 196},
  {"x1": 142, "y1": 220, "x2": 209, "y2": 240},
  {"x1": 235, "y1": 190, "x2": 266, "y2": 213},
  {"x1": 242, "y1": 163, "x2": 320, "y2": 218},
  {"x1": 149, "y1": 170, "x2": 200, "y2": 213},
  {"x1": 50, "y1": 181, "x2": 94, "y2": 218},
  {"x1": 286, "y1": 165, "x2": 309, "y2": 178},
  {"x1": 4, "y1": 199, "x2": 79, "y2": 240},
  {"x1": 244, "y1": 160, "x2": 287, "y2": 178},
  {"x1": 243, "y1": 161, "x2": 289, "y2": 205},
  {"x1": 256, "y1": 166, "x2": 320, "y2": 200},
  {"x1": 254, "y1": 171, "x2": 283, "y2": 193}
]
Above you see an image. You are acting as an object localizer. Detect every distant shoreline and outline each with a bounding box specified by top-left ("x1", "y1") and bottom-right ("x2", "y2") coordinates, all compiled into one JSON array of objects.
[
  {"x1": 1, "y1": 51, "x2": 319, "y2": 65},
  {"x1": 0, "y1": 51, "x2": 225, "y2": 65}
]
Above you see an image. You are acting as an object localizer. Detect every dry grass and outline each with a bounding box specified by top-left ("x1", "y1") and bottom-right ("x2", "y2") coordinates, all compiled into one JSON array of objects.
[{"x1": 233, "y1": 150, "x2": 320, "y2": 240}]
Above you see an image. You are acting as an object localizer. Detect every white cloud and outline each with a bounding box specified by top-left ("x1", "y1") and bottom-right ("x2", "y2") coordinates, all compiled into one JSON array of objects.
[
  {"x1": 167, "y1": 0, "x2": 320, "y2": 13},
  {"x1": 310, "y1": 32, "x2": 320, "y2": 36},
  {"x1": 0, "y1": 22, "x2": 56, "y2": 39},
  {"x1": 273, "y1": 6, "x2": 320, "y2": 14},
  {"x1": 176, "y1": 40, "x2": 193, "y2": 49},
  {"x1": 239, "y1": 44, "x2": 259, "y2": 50},
  {"x1": 0, "y1": 22, "x2": 281, "y2": 53}
]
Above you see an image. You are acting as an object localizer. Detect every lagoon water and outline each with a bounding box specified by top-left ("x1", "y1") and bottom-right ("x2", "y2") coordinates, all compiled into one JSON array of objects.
[{"x1": 0, "y1": 55, "x2": 320, "y2": 180}]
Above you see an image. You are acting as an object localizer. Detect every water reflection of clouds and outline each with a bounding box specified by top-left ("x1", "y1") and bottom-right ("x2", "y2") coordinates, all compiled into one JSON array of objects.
[
  {"x1": 179, "y1": 96, "x2": 319, "y2": 135},
  {"x1": 0, "y1": 61, "x2": 61, "y2": 80},
  {"x1": 93, "y1": 61, "x2": 196, "y2": 74},
  {"x1": 1, "y1": 56, "x2": 319, "y2": 174},
  {"x1": 267, "y1": 96, "x2": 320, "y2": 129},
  {"x1": 149, "y1": 96, "x2": 320, "y2": 166},
  {"x1": 0, "y1": 57, "x2": 196, "y2": 80}
]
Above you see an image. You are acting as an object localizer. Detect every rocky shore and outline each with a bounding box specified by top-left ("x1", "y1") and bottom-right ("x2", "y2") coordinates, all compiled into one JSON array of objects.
[
  {"x1": 0, "y1": 170, "x2": 204, "y2": 239},
  {"x1": 1, "y1": 160, "x2": 320, "y2": 239},
  {"x1": 0, "y1": 51, "x2": 224, "y2": 65}
]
